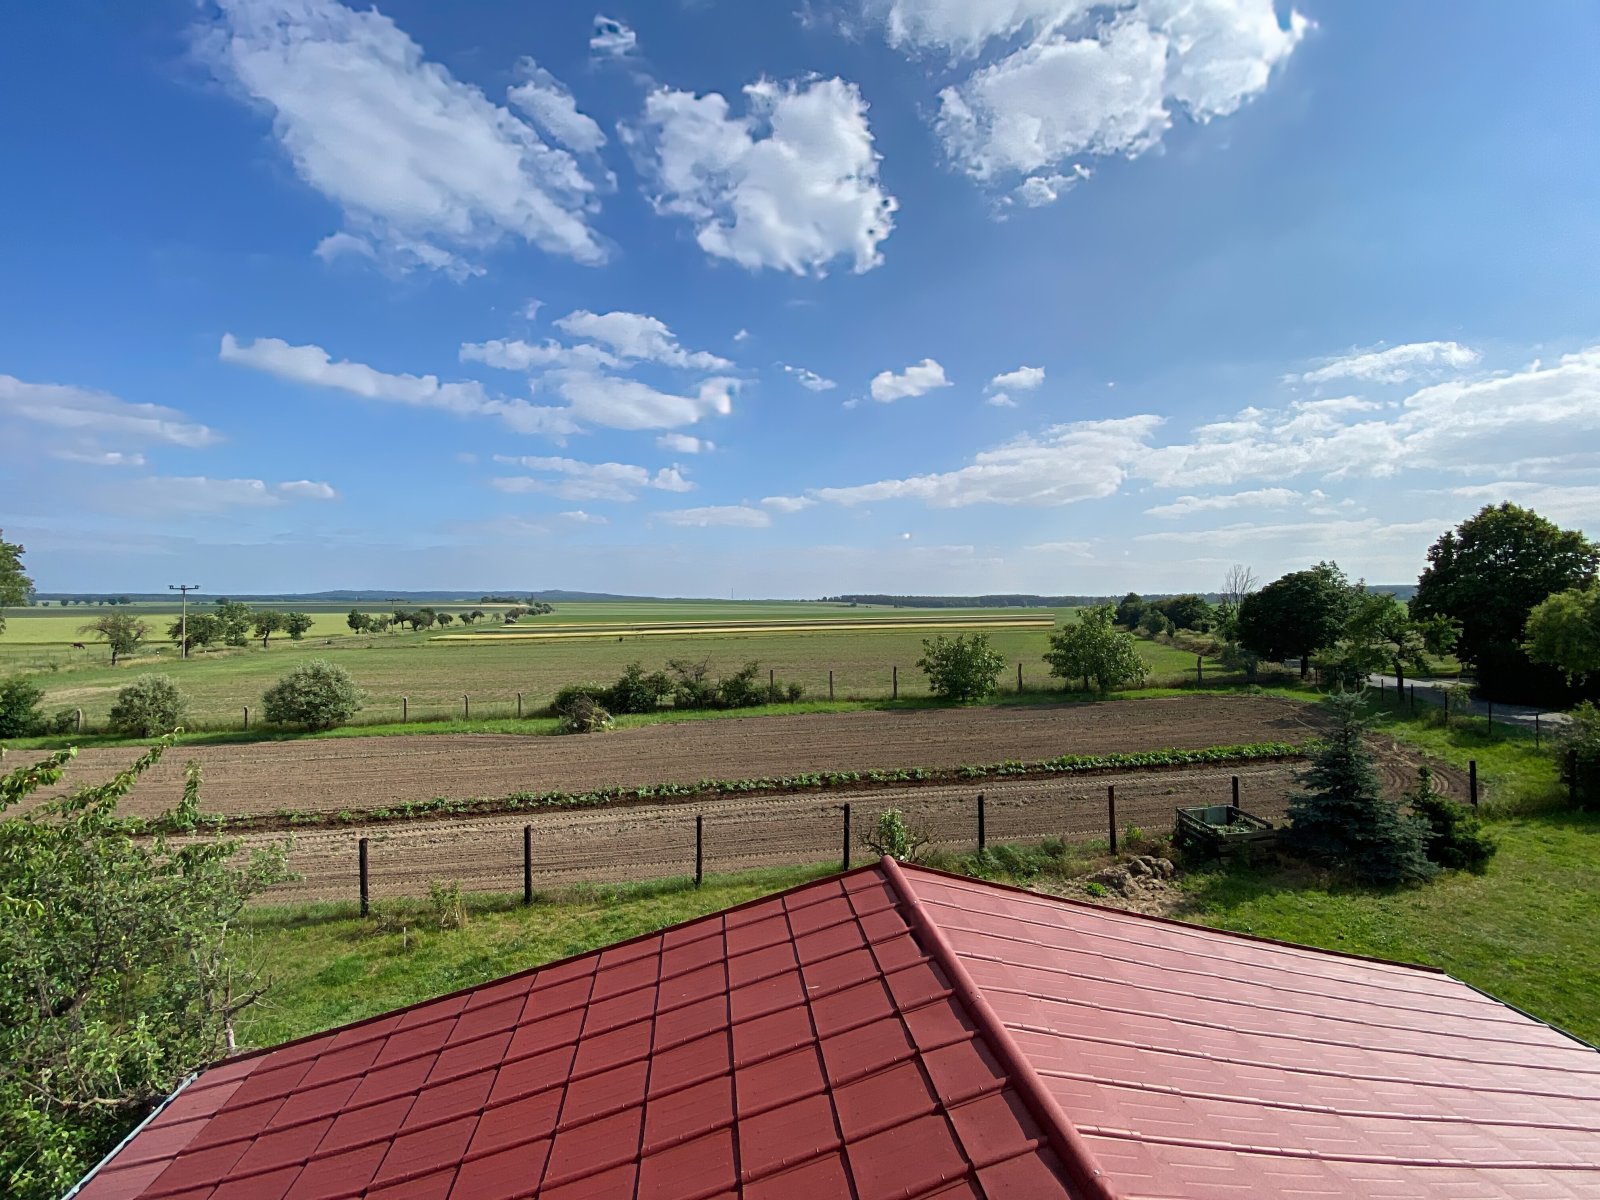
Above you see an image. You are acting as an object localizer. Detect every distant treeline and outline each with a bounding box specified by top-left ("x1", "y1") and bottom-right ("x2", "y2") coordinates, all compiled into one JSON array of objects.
[{"x1": 826, "y1": 594, "x2": 1115, "y2": 608}]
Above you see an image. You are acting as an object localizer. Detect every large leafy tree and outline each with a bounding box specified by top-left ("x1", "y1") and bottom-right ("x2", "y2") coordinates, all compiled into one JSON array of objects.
[
  {"x1": 917, "y1": 632, "x2": 1006, "y2": 701},
  {"x1": 1525, "y1": 584, "x2": 1600, "y2": 682},
  {"x1": 0, "y1": 529, "x2": 33, "y2": 635},
  {"x1": 252, "y1": 609, "x2": 286, "y2": 648},
  {"x1": 1043, "y1": 604, "x2": 1148, "y2": 694},
  {"x1": 0, "y1": 742, "x2": 287, "y2": 1199},
  {"x1": 1345, "y1": 591, "x2": 1459, "y2": 692},
  {"x1": 1413, "y1": 504, "x2": 1597, "y2": 697},
  {"x1": 213, "y1": 599, "x2": 253, "y2": 647},
  {"x1": 166, "y1": 611, "x2": 222, "y2": 655},
  {"x1": 80, "y1": 613, "x2": 147, "y2": 666},
  {"x1": 1237, "y1": 561, "x2": 1356, "y2": 678}
]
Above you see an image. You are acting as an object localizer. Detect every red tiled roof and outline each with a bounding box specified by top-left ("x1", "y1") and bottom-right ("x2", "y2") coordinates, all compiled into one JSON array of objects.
[{"x1": 74, "y1": 860, "x2": 1600, "y2": 1200}]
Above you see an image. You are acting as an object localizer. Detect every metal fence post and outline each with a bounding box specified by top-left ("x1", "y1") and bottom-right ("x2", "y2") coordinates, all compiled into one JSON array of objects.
[
  {"x1": 1017, "y1": 662, "x2": 1023, "y2": 694},
  {"x1": 523, "y1": 825, "x2": 533, "y2": 905},
  {"x1": 1107, "y1": 785, "x2": 1117, "y2": 855},
  {"x1": 977, "y1": 792, "x2": 986, "y2": 853},
  {"x1": 1535, "y1": 713, "x2": 1541, "y2": 749},
  {"x1": 694, "y1": 814, "x2": 704, "y2": 887},
  {"x1": 1469, "y1": 760, "x2": 1478, "y2": 809},
  {"x1": 1231, "y1": 774, "x2": 1240, "y2": 812},
  {"x1": 841, "y1": 804, "x2": 851, "y2": 871},
  {"x1": 1409, "y1": 683, "x2": 1415, "y2": 709},
  {"x1": 892, "y1": 665, "x2": 898, "y2": 700},
  {"x1": 769, "y1": 667, "x2": 775, "y2": 698},
  {"x1": 828, "y1": 670, "x2": 834, "y2": 701},
  {"x1": 402, "y1": 696, "x2": 408, "y2": 722},
  {"x1": 1486, "y1": 701, "x2": 1492, "y2": 734},
  {"x1": 359, "y1": 838, "x2": 370, "y2": 918}
]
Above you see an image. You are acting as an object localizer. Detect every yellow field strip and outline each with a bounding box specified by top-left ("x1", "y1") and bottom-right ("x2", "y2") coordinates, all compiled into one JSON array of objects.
[{"x1": 433, "y1": 618, "x2": 1056, "y2": 643}]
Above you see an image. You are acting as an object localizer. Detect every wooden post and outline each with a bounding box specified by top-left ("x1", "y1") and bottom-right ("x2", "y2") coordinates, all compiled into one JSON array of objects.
[
  {"x1": 75, "y1": 708, "x2": 83, "y2": 733},
  {"x1": 977, "y1": 792, "x2": 986, "y2": 853},
  {"x1": 463, "y1": 694, "x2": 470, "y2": 720},
  {"x1": 892, "y1": 665, "x2": 898, "y2": 700},
  {"x1": 1017, "y1": 662, "x2": 1023, "y2": 694},
  {"x1": 402, "y1": 696, "x2": 408, "y2": 722},
  {"x1": 1570, "y1": 749, "x2": 1579, "y2": 807},
  {"x1": 1231, "y1": 774, "x2": 1240, "y2": 812},
  {"x1": 242, "y1": 705, "x2": 249, "y2": 730},
  {"x1": 358, "y1": 838, "x2": 370, "y2": 918},
  {"x1": 1535, "y1": 713, "x2": 1541, "y2": 749},
  {"x1": 1107, "y1": 785, "x2": 1117, "y2": 854},
  {"x1": 1409, "y1": 683, "x2": 1415, "y2": 709},
  {"x1": 1486, "y1": 701, "x2": 1493, "y2": 735},
  {"x1": 828, "y1": 670, "x2": 834, "y2": 701},
  {"x1": 522, "y1": 825, "x2": 533, "y2": 905},
  {"x1": 694, "y1": 814, "x2": 704, "y2": 887},
  {"x1": 516, "y1": 691, "x2": 523, "y2": 719},
  {"x1": 841, "y1": 804, "x2": 852, "y2": 871},
  {"x1": 769, "y1": 667, "x2": 775, "y2": 698},
  {"x1": 1469, "y1": 760, "x2": 1478, "y2": 809},
  {"x1": 1196, "y1": 654, "x2": 1203, "y2": 684}
]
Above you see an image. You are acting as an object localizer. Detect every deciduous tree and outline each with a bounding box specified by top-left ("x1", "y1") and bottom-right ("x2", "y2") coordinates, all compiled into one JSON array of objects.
[
  {"x1": 283, "y1": 612, "x2": 314, "y2": 641},
  {"x1": 1524, "y1": 584, "x2": 1600, "y2": 683},
  {"x1": 916, "y1": 633, "x2": 1006, "y2": 701},
  {"x1": 1237, "y1": 561, "x2": 1356, "y2": 678},
  {"x1": 0, "y1": 528, "x2": 32, "y2": 634},
  {"x1": 1044, "y1": 604, "x2": 1148, "y2": 694},
  {"x1": 166, "y1": 611, "x2": 221, "y2": 655},
  {"x1": 1346, "y1": 591, "x2": 1459, "y2": 692},
  {"x1": 80, "y1": 613, "x2": 147, "y2": 665},
  {"x1": 252, "y1": 609, "x2": 286, "y2": 648}
]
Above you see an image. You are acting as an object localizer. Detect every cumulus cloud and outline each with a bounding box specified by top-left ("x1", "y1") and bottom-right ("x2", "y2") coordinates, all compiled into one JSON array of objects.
[
  {"x1": 1143, "y1": 487, "x2": 1301, "y2": 518},
  {"x1": 1445, "y1": 482, "x2": 1600, "y2": 528},
  {"x1": 733, "y1": 328, "x2": 750, "y2": 342},
  {"x1": 507, "y1": 59, "x2": 608, "y2": 157},
  {"x1": 221, "y1": 334, "x2": 580, "y2": 436},
  {"x1": 0, "y1": 375, "x2": 221, "y2": 448},
  {"x1": 989, "y1": 365, "x2": 1045, "y2": 392},
  {"x1": 895, "y1": 0, "x2": 1306, "y2": 206},
  {"x1": 553, "y1": 310, "x2": 732, "y2": 370},
  {"x1": 590, "y1": 14, "x2": 636, "y2": 56},
  {"x1": 119, "y1": 476, "x2": 338, "y2": 512},
  {"x1": 552, "y1": 372, "x2": 738, "y2": 431},
  {"x1": 276, "y1": 479, "x2": 339, "y2": 500},
  {"x1": 782, "y1": 364, "x2": 838, "y2": 392},
  {"x1": 870, "y1": 358, "x2": 951, "y2": 403},
  {"x1": 459, "y1": 338, "x2": 620, "y2": 372},
  {"x1": 53, "y1": 450, "x2": 148, "y2": 467},
  {"x1": 561, "y1": 509, "x2": 610, "y2": 524},
  {"x1": 814, "y1": 415, "x2": 1162, "y2": 507},
  {"x1": 984, "y1": 393, "x2": 1018, "y2": 407},
  {"x1": 761, "y1": 495, "x2": 817, "y2": 513},
  {"x1": 657, "y1": 433, "x2": 714, "y2": 454},
  {"x1": 628, "y1": 76, "x2": 896, "y2": 274},
  {"x1": 200, "y1": 0, "x2": 607, "y2": 273},
  {"x1": 491, "y1": 454, "x2": 694, "y2": 502},
  {"x1": 1296, "y1": 341, "x2": 1481, "y2": 385},
  {"x1": 657, "y1": 505, "x2": 772, "y2": 528}
]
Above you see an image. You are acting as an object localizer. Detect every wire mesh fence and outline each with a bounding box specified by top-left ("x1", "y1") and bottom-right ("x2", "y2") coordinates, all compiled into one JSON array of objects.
[{"x1": 249, "y1": 764, "x2": 1304, "y2": 910}]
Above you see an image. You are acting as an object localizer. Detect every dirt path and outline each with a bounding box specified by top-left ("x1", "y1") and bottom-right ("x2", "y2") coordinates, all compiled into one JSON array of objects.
[
  {"x1": 54, "y1": 696, "x2": 1320, "y2": 819},
  {"x1": 248, "y1": 748, "x2": 1465, "y2": 905}
]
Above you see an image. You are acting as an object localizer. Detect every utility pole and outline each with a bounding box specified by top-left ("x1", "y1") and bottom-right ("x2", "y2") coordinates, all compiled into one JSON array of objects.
[{"x1": 169, "y1": 584, "x2": 200, "y2": 659}]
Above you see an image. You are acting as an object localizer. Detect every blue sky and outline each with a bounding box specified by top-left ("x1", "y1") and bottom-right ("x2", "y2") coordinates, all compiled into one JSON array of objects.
[{"x1": 5, "y1": 0, "x2": 1600, "y2": 597}]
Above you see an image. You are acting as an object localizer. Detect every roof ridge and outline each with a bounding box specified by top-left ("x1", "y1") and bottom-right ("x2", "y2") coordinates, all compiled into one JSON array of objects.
[{"x1": 878, "y1": 855, "x2": 1121, "y2": 1200}]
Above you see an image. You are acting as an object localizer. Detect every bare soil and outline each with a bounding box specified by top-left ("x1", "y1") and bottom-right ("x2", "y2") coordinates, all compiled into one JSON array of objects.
[{"x1": 53, "y1": 696, "x2": 1320, "y2": 819}]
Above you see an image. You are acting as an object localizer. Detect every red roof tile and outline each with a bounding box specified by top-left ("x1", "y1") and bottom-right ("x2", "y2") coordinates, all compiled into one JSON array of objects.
[{"x1": 75, "y1": 860, "x2": 1600, "y2": 1200}]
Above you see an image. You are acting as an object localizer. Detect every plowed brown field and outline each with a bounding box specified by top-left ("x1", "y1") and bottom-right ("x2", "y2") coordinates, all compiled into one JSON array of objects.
[
  {"x1": 55, "y1": 696, "x2": 1321, "y2": 819},
  {"x1": 246, "y1": 747, "x2": 1467, "y2": 905}
]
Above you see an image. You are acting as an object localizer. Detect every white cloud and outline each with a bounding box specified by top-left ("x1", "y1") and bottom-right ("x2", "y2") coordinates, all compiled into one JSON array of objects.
[
  {"x1": 1445, "y1": 483, "x2": 1600, "y2": 528},
  {"x1": 0, "y1": 375, "x2": 221, "y2": 448},
  {"x1": 561, "y1": 509, "x2": 610, "y2": 524},
  {"x1": 924, "y1": 0, "x2": 1306, "y2": 204},
  {"x1": 1297, "y1": 341, "x2": 1481, "y2": 385},
  {"x1": 523, "y1": 299, "x2": 544, "y2": 320},
  {"x1": 201, "y1": 0, "x2": 606, "y2": 272},
  {"x1": 313, "y1": 231, "x2": 377, "y2": 263},
  {"x1": 733, "y1": 328, "x2": 750, "y2": 342},
  {"x1": 553, "y1": 371, "x2": 738, "y2": 431},
  {"x1": 657, "y1": 433, "x2": 714, "y2": 454},
  {"x1": 814, "y1": 415, "x2": 1162, "y2": 507},
  {"x1": 761, "y1": 495, "x2": 817, "y2": 513},
  {"x1": 118, "y1": 476, "x2": 338, "y2": 513},
  {"x1": 491, "y1": 454, "x2": 694, "y2": 502},
  {"x1": 1144, "y1": 486, "x2": 1301, "y2": 518},
  {"x1": 870, "y1": 358, "x2": 951, "y2": 403},
  {"x1": 984, "y1": 393, "x2": 1017, "y2": 407},
  {"x1": 1136, "y1": 516, "x2": 1444, "y2": 553},
  {"x1": 657, "y1": 505, "x2": 772, "y2": 528},
  {"x1": 628, "y1": 76, "x2": 896, "y2": 275},
  {"x1": 591, "y1": 14, "x2": 636, "y2": 56},
  {"x1": 52, "y1": 450, "x2": 148, "y2": 467},
  {"x1": 553, "y1": 310, "x2": 732, "y2": 370},
  {"x1": 507, "y1": 60, "x2": 608, "y2": 157},
  {"x1": 989, "y1": 365, "x2": 1045, "y2": 391},
  {"x1": 276, "y1": 479, "x2": 339, "y2": 500},
  {"x1": 782, "y1": 364, "x2": 838, "y2": 391},
  {"x1": 221, "y1": 334, "x2": 580, "y2": 436},
  {"x1": 459, "y1": 338, "x2": 620, "y2": 372}
]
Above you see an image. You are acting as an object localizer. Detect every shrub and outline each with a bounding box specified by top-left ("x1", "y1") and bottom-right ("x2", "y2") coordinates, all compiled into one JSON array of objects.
[
  {"x1": 917, "y1": 633, "x2": 1006, "y2": 702},
  {"x1": 1282, "y1": 692, "x2": 1435, "y2": 886},
  {"x1": 666, "y1": 659, "x2": 718, "y2": 709},
  {"x1": 603, "y1": 663, "x2": 673, "y2": 715},
  {"x1": 551, "y1": 683, "x2": 607, "y2": 718},
  {"x1": 261, "y1": 660, "x2": 362, "y2": 731},
  {"x1": 0, "y1": 676, "x2": 45, "y2": 738},
  {"x1": 558, "y1": 694, "x2": 613, "y2": 734},
  {"x1": 1408, "y1": 765, "x2": 1496, "y2": 872},
  {"x1": 860, "y1": 808, "x2": 928, "y2": 862},
  {"x1": 785, "y1": 682, "x2": 805, "y2": 703},
  {"x1": 108, "y1": 674, "x2": 187, "y2": 737},
  {"x1": 716, "y1": 662, "x2": 768, "y2": 709},
  {"x1": 1557, "y1": 701, "x2": 1600, "y2": 810},
  {"x1": 427, "y1": 880, "x2": 467, "y2": 930}
]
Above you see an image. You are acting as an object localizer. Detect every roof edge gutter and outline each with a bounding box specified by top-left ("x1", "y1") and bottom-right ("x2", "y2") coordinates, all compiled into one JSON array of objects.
[
  {"x1": 61, "y1": 1071, "x2": 199, "y2": 1200},
  {"x1": 879, "y1": 855, "x2": 1123, "y2": 1200}
]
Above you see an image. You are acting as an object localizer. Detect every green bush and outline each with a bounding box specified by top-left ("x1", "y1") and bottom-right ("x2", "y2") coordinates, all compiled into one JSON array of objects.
[
  {"x1": 551, "y1": 683, "x2": 607, "y2": 718},
  {"x1": 666, "y1": 658, "x2": 718, "y2": 709},
  {"x1": 1408, "y1": 766, "x2": 1496, "y2": 871},
  {"x1": 603, "y1": 663, "x2": 673, "y2": 715},
  {"x1": 715, "y1": 662, "x2": 768, "y2": 709},
  {"x1": 558, "y1": 694, "x2": 613, "y2": 734},
  {"x1": 917, "y1": 633, "x2": 1006, "y2": 702},
  {"x1": 261, "y1": 660, "x2": 362, "y2": 731},
  {"x1": 107, "y1": 674, "x2": 187, "y2": 737},
  {"x1": 861, "y1": 808, "x2": 928, "y2": 862},
  {"x1": 0, "y1": 676, "x2": 44, "y2": 738},
  {"x1": 1557, "y1": 701, "x2": 1600, "y2": 810}
]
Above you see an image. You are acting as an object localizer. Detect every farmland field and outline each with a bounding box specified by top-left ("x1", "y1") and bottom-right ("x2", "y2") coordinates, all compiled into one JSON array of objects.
[{"x1": 0, "y1": 599, "x2": 1248, "y2": 733}]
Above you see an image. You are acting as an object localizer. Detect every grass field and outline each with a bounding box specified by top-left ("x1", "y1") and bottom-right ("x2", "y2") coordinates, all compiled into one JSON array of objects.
[{"x1": 1, "y1": 601, "x2": 1255, "y2": 736}]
